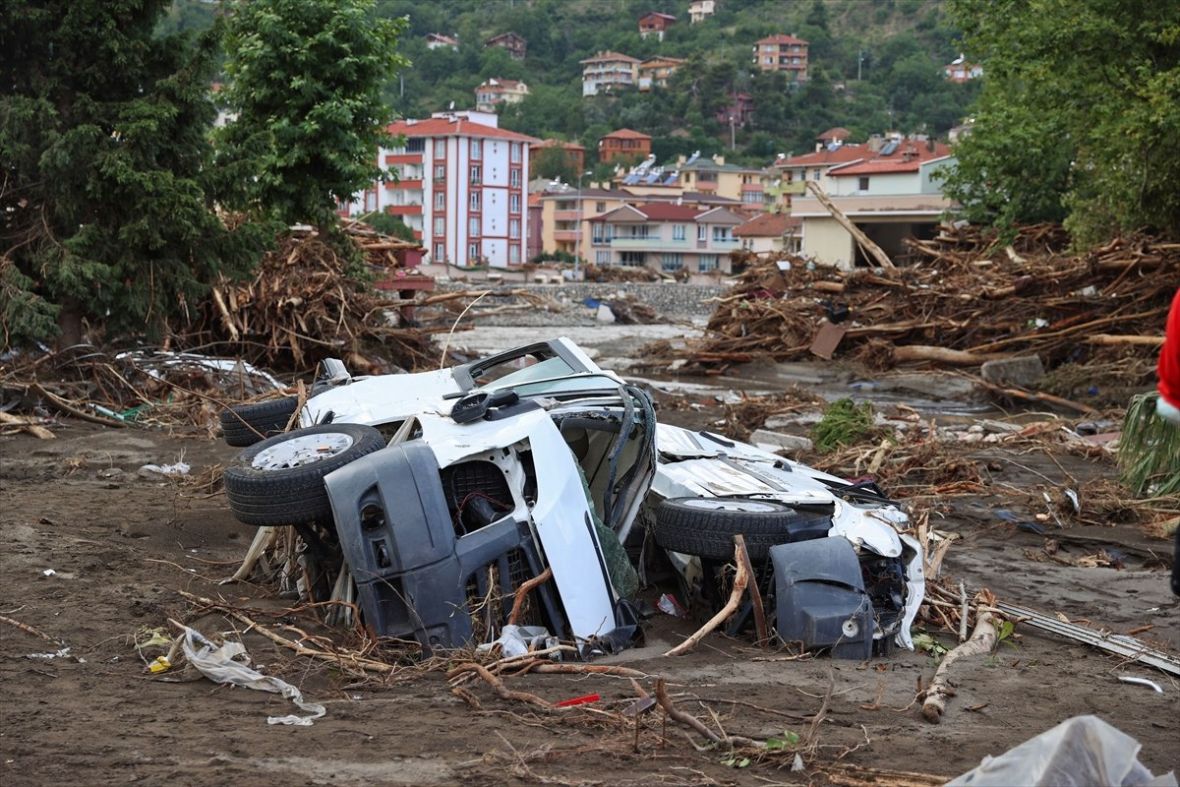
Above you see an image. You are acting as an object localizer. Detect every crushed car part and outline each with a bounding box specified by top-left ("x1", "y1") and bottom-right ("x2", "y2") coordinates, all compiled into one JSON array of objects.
[
  {"x1": 224, "y1": 423, "x2": 385, "y2": 526},
  {"x1": 219, "y1": 396, "x2": 299, "y2": 446},
  {"x1": 770, "y1": 538, "x2": 875, "y2": 660},
  {"x1": 653, "y1": 497, "x2": 833, "y2": 561}
]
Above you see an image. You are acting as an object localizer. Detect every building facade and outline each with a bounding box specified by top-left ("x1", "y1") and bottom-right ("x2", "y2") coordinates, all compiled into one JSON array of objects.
[
  {"x1": 376, "y1": 111, "x2": 539, "y2": 268},
  {"x1": 753, "y1": 34, "x2": 809, "y2": 80},
  {"x1": 589, "y1": 204, "x2": 744, "y2": 274},
  {"x1": 637, "y1": 57, "x2": 686, "y2": 91},
  {"x1": 580, "y1": 51, "x2": 640, "y2": 96},
  {"x1": 638, "y1": 12, "x2": 676, "y2": 40},
  {"x1": 599, "y1": 128, "x2": 652, "y2": 163},
  {"x1": 425, "y1": 33, "x2": 459, "y2": 51},
  {"x1": 474, "y1": 79, "x2": 529, "y2": 112},
  {"x1": 485, "y1": 32, "x2": 526, "y2": 60},
  {"x1": 688, "y1": 0, "x2": 715, "y2": 23}
]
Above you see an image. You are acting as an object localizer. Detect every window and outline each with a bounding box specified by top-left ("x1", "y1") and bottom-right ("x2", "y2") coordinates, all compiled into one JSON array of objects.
[
  {"x1": 596, "y1": 201, "x2": 606, "y2": 212},
  {"x1": 509, "y1": 244, "x2": 521, "y2": 264},
  {"x1": 510, "y1": 168, "x2": 521, "y2": 187},
  {"x1": 470, "y1": 191, "x2": 481, "y2": 211},
  {"x1": 858, "y1": 176, "x2": 870, "y2": 191},
  {"x1": 406, "y1": 138, "x2": 425, "y2": 153},
  {"x1": 712, "y1": 226, "x2": 731, "y2": 242},
  {"x1": 591, "y1": 224, "x2": 605, "y2": 244},
  {"x1": 510, "y1": 142, "x2": 521, "y2": 163},
  {"x1": 434, "y1": 191, "x2": 445, "y2": 210},
  {"x1": 596, "y1": 251, "x2": 610, "y2": 264},
  {"x1": 433, "y1": 217, "x2": 445, "y2": 236},
  {"x1": 698, "y1": 254, "x2": 719, "y2": 272},
  {"x1": 434, "y1": 164, "x2": 445, "y2": 180},
  {"x1": 468, "y1": 242, "x2": 479, "y2": 261},
  {"x1": 433, "y1": 138, "x2": 446, "y2": 158},
  {"x1": 510, "y1": 193, "x2": 521, "y2": 213},
  {"x1": 697, "y1": 224, "x2": 707, "y2": 241},
  {"x1": 470, "y1": 165, "x2": 482, "y2": 184},
  {"x1": 812, "y1": 169, "x2": 821, "y2": 181},
  {"x1": 742, "y1": 191, "x2": 762, "y2": 204},
  {"x1": 470, "y1": 139, "x2": 482, "y2": 160},
  {"x1": 434, "y1": 243, "x2": 445, "y2": 259},
  {"x1": 509, "y1": 218, "x2": 520, "y2": 239},
  {"x1": 672, "y1": 224, "x2": 686, "y2": 241},
  {"x1": 469, "y1": 217, "x2": 480, "y2": 237},
  {"x1": 660, "y1": 253, "x2": 684, "y2": 271}
]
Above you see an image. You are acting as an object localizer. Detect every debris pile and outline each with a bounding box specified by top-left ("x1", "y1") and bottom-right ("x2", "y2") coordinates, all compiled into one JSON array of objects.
[
  {"x1": 651, "y1": 225, "x2": 1177, "y2": 379},
  {"x1": 582, "y1": 263, "x2": 661, "y2": 283},
  {"x1": 177, "y1": 224, "x2": 439, "y2": 374}
]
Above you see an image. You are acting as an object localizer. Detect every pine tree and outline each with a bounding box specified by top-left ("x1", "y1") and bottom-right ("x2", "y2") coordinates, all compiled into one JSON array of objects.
[{"x1": 0, "y1": 0, "x2": 266, "y2": 347}]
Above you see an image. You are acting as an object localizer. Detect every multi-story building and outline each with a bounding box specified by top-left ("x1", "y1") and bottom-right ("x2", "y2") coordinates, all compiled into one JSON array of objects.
[
  {"x1": 580, "y1": 51, "x2": 640, "y2": 96},
  {"x1": 765, "y1": 142, "x2": 869, "y2": 211},
  {"x1": 637, "y1": 56, "x2": 686, "y2": 91},
  {"x1": 753, "y1": 34, "x2": 809, "y2": 81},
  {"x1": 538, "y1": 187, "x2": 631, "y2": 259},
  {"x1": 598, "y1": 128, "x2": 652, "y2": 164},
  {"x1": 688, "y1": 0, "x2": 716, "y2": 23},
  {"x1": 474, "y1": 79, "x2": 529, "y2": 112},
  {"x1": 638, "y1": 12, "x2": 677, "y2": 40},
  {"x1": 485, "y1": 32, "x2": 527, "y2": 60},
  {"x1": 790, "y1": 140, "x2": 956, "y2": 269},
  {"x1": 617, "y1": 153, "x2": 766, "y2": 209},
  {"x1": 424, "y1": 33, "x2": 459, "y2": 51},
  {"x1": 529, "y1": 139, "x2": 586, "y2": 179},
  {"x1": 374, "y1": 111, "x2": 539, "y2": 268},
  {"x1": 733, "y1": 212, "x2": 801, "y2": 254},
  {"x1": 589, "y1": 204, "x2": 744, "y2": 274}
]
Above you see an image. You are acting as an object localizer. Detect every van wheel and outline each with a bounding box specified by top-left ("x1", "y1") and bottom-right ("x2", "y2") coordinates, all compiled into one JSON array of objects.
[
  {"x1": 652, "y1": 497, "x2": 833, "y2": 561},
  {"x1": 223, "y1": 424, "x2": 385, "y2": 526},
  {"x1": 219, "y1": 397, "x2": 299, "y2": 446}
]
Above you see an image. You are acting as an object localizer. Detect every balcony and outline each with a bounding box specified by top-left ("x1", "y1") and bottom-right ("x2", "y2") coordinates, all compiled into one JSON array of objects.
[
  {"x1": 611, "y1": 237, "x2": 688, "y2": 251},
  {"x1": 386, "y1": 204, "x2": 422, "y2": 216},
  {"x1": 384, "y1": 153, "x2": 421, "y2": 165},
  {"x1": 554, "y1": 230, "x2": 580, "y2": 242},
  {"x1": 553, "y1": 210, "x2": 581, "y2": 221},
  {"x1": 698, "y1": 237, "x2": 738, "y2": 250},
  {"x1": 385, "y1": 179, "x2": 423, "y2": 190}
]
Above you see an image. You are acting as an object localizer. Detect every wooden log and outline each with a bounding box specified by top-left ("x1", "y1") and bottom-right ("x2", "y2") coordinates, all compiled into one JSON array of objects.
[
  {"x1": 506, "y1": 567, "x2": 552, "y2": 626},
  {"x1": 805, "y1": 182, "x2": 895, "y2": 269},
  {"x1": 922, "y1": 610, "x2": 997, "y2": 723},
  {"x1": 733, "y1": 535, "x2": 768, "y2": 647},
  {"x1": 665, "y1": 539, "x2": 749, "y2": 656},
  {"x1": 891, "y1": 345, "x2": 997, "y2": 365},
  {"x1": 1085, "y1": 334, "x2": 1164, "y2": 347}
]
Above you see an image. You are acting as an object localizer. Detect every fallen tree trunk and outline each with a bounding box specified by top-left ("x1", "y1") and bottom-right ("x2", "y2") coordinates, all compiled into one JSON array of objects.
[{"x1": 922, "y1": 610, "x2": 998, "y2": 723}]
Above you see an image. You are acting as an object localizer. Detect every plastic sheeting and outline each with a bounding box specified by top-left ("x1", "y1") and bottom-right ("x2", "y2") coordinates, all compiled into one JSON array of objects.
[
  {"x1": 180, "y1": 626, "x2": 326, "y2": 726},
  {"x1": 949, "y1": 715, "x2": 1177, "y2": 787}
]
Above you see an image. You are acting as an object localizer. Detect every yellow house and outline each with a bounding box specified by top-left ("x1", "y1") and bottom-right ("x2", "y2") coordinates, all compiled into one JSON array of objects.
[
  {"x1": 539, "y1": 188, "x2": 631, "y2": 257},
  {"x1": 637, "y1": 57, "x2": 686, "y2": 91}
]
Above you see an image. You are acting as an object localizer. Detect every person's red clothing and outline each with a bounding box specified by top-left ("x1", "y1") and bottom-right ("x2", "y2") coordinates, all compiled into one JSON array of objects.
[{"x1": 1159, "y1": 288, "x2": 1180, "y2": 412}]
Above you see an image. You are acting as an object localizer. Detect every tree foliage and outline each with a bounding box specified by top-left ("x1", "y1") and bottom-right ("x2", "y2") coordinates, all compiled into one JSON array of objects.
[
  {"x1": 218, "y1": 0, "x2": 409, "y2": 232},
  {"x1": 0, "y1": 0, "x2": 265, "y2": 347},
  {"x1": 944, "y1": 0, "x2": 1180, "y2": 242}
]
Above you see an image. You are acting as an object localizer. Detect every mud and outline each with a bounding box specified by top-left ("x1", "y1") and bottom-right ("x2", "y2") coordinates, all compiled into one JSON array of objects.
[{"x1": 2, "y1": 328, "x2": 1178, "y2": 785}]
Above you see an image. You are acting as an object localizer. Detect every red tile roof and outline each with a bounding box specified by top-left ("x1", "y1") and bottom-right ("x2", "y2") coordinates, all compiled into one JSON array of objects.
[
  {"x1": 639, "y1": 12, "x2": 677, "y2": 22},
  {"x1": 756, "y1": 34, "x2": 809, "y2": 46},
  {"x1": 634, "y1": 203, "x2": 704, "y2": 221},
  {"x1": 830, "y1": 143, "x2": 952, "y2": 176},
  {"x1": 387, "y1": 117, "x2": 540, "y2": 144},
  {"x1": 733, "y1": 212, "x2": 800, "y2": 237},
  {"x1": 774, "y1": 144, "x2": 868, "y2": 169},
  {"x1": 817, "y1": 127, "x2": 850, "y2": 141},
  {"x1": 602, "y1": 128, "x2": 651, "y2": 141},
  {"x1": 580, "y1": 51, "x2": 641, "y2": 65},
  {"x1": 531, "y1": 138, "x2": 586, "y2": 151}
]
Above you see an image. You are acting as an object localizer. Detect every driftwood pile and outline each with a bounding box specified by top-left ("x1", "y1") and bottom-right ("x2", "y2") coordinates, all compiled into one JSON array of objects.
[
  {"x1": 652, "y1": 225, "x2": 1176, "y2": 376},
  {"x1": 582, "y1": 263, "x2": 661, "y2": 283},
  {"x1": 178, "y1": 223, "x2": 437, "y2": 375}
]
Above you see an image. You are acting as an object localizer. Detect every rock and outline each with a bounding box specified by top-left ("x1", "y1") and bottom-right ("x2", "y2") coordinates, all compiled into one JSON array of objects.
[
  {"x1": 595, "y1": 304, "x2": 616, "y2": 324},
  {"x1": 749, "y1": 429, "x2": 814, "y2": 455},
  {"x1": 980, "y1": 355, "x2": 1045, "y2": 388}
]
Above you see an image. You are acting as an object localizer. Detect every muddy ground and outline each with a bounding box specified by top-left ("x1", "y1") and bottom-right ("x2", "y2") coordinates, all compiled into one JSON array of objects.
[{"x1": 2, "y1": 327, "x2": 1178, "y2": 786}]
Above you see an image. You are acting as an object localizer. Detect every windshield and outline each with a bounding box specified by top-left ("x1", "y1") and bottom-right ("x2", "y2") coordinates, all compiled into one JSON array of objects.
[
  {"x1": 480, "y1": 373, "x2": 623, "y2": 398},
  {"x1": 473, "y1": 355, "x2": 575, "y2": 388}
]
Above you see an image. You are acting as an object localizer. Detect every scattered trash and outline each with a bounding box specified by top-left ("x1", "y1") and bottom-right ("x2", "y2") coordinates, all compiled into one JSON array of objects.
[
  {"x1": 179, "y1": 626, "x2": 326, "y2": 726},
  {"x1": 1117, "y1": 675, "x2": 1164, "y2": 694},
  {"x1": 27, "y1": 647, "x2": 74, "y2": 660},
  {"x1": 477, "y1": 625, "x2": 557, "y2": 660},
  {"x1": 657, "y1": 593, "x2": 688, "y2": 618},
  {"x1": 948, "y1": 715, "x2": 1177, "y2": 786},
  {"x1": 137, "y1": 461, "x2": 191, "y2": 479},
  {"x1": 554, "y1": 693, "x2": 600, "y2": 708},
  {"x1": 148, "y1": 656, "x2": 172, "y2": 674},
  {"x1": 40, "y1": 569, "x2": 56, "y2": 577}
]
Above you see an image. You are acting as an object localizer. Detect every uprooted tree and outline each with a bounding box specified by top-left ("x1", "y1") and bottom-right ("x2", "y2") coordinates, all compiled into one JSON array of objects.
[
  {"x1": 215, "y1": 0, "x2": 410, "y2": 237},
  {"x1": 0, "y1": 0, "x2": 267, "y2": 348}
]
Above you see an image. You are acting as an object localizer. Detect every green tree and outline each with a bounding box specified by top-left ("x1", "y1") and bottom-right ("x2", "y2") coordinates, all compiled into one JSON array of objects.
[
  {"x1": 945, "y1": 0, "x2": 1180, "y2": 242},
  {"x1": 1, "y1": 0, "x2": 265, "y2": 346},
  {"x1": 218, "y1": 0, "x2": 409, "y2": 236}
]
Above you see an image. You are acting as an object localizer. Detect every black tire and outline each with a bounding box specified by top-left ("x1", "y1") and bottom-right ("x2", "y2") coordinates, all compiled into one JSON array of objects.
[
  {"x1": 223, "y1": 424, "x2": 385, "y2": 527},
  {"x1": 220, "y1": 397, "x2": 299, "y2": 447},
  {"x1": 653, "y1": 497, "x2": 833, "y2": 561}
]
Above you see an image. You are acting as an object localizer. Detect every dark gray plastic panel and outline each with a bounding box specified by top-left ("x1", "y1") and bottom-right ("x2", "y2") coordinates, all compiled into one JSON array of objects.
[{"x1": 770, "y1": 538, "x2": 875, "y2": 660}]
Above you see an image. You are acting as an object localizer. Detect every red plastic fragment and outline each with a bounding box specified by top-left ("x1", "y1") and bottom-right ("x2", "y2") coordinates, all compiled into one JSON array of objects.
[{"x1": 554, "y1": 693, "x2": 600, "y2": 708}]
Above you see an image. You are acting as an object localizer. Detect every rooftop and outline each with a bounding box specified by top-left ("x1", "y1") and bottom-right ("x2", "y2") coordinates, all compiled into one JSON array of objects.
[
  {"x1": 830, "y1": 144, "x2": 952, "y2": 176},
  {"x1": 580, "y1": 51, "x2": 641, "y2": 65},
  {"x1": 387, "y1": 117, "x2": 540, "y2": 144},
  {"x1": 602, "y1": 128, "x2": 652, "y2": 141},
  {"x1": 773, "y1": 143, "x2": 868, "y2": 169},
  {"x1": 733, "y1": 212, "x2": 801, "y2": 237},
  {"x1": 756, "y1": 34, "x2": 809, "y2": 46}
]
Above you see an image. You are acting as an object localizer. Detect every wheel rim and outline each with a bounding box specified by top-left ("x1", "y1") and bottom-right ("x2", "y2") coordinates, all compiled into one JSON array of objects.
[
  {"x1": 251, "y1": 433, "x2": 354, "y2": 470},
  {"x1": 680, "y1": 498, "x2": 781, "y2": 514}
]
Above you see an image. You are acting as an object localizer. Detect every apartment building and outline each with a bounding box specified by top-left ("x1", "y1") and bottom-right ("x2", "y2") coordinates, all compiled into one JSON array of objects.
[
  {"x1": 753, "y1": 34, "x2": 809, "y2": 81},
  {"x1": 618, "y1": 153, "x2": 766, "y2": 208},
  {"x1": 637, "y1": 57, "x2": 686, "y2": 91},
  {"x1": 688, "y1": 0, "x2": 715, "y2": 23},
  {"x1": 599, "y1": 128, "x2": 652, "y2": 163},
  {"x1": 375, "y1": 111, "x2": 539, "y2": 268},
  {"x1": 589, "y1": 204, "x2": 744, "y2": 274},
  {"x1": 581, "y1": 51, "x2": 640, "y2": 96},
  {"x1": 474, "y1": 79, "x2": 529, "y2": 112},
  {"x1": 539, "y1": 187, "x2": 632, "y2": 258}
]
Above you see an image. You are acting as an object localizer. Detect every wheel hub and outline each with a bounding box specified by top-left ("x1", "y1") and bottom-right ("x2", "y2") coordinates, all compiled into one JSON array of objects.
[{"x1": 251, "y1": 433, "x2": 354, "y2": 470}]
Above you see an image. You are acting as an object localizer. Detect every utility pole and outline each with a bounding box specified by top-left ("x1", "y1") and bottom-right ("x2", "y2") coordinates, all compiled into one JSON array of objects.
[
  {"x1": 573, "y1": 169, "x2": 590, "y2": 279},
  {"x1": 729, "y1": 114, "x2": 736, "y2": 150},
  {"x1": 857, "y1": 50, "x2": 864, "y2": 81}
]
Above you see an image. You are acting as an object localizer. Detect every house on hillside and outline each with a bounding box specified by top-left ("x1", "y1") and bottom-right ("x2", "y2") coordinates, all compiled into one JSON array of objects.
[
  {"x1": 529, "y1": 139, "x2": 586, "y2": 179},
  {"x1": 817, "y1": 127, "x2": 851, "y2": 145},
  {"x1": 615, "y1": 152, "x2": 764, "y2": 208},
  {"x1": 474, "y1": 79, "x2": 529, "y2": 112},
  {"x1": 589, "y1": 203, "x2": 744, "y2": 274},
  {"x1": 688, "y1": 0, "x2": 716, "y2": 23},
  {"x1": 581, "y1": 51, "x2": 640, "y2": 96},
  {"x1": 715, "y1": 92, "x2": 754, "y2": 126},
  {"x1": 766, "y1": 141, "x2": 869, "y2": 211},
  {"x1": 485, "y1": 32, "x2": 526, "y2": 60},
  {"x1": 944, "y1": 54, "x2": 983, "y2": 83},
  {"x1": 790, "y1": 139, "x2": 956, "y2": 269},
  {"x1": 599, "y1": 129, "x2": 652, "y2": 163},
  {"x1": 638, "y1": 12, "x2": 676, "y2": 40},
  {"x1": 733, "y1": 212, "x2": 801, "y2": 254},
  {"x1": 425, "y1": 33, "x2": 459, "y2": 51},
  {"x1": 754, "y1": 34, "x2": 809, "y2": 81},
  {"x1": 373, "y1": 111, "x2": 540, "y2": 268},
  {"x1": 638, "y1": 56, "x2": 687, "y2": 91}
]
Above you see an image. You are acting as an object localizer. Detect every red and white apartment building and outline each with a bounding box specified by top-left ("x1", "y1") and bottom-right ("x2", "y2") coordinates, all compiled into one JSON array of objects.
[{"x1": 356, "y1": 111, "x2": 539, "y2": 268}]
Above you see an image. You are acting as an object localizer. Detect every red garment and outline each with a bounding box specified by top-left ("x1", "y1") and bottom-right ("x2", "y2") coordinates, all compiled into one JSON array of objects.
[{"x1": 1160, "y1": 288, "x2": 1180, "y2": 409}]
